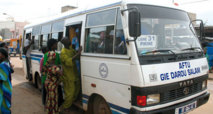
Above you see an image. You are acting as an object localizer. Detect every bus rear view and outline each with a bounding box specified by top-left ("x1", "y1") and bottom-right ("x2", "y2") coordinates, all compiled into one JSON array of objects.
[{"x1": 127, "y1": 3, "x2": 209, "y2": 114}]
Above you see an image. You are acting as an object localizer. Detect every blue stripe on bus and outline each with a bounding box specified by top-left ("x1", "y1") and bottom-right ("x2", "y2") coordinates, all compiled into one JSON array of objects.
[
  {"x1": 82, "y1": 99, "x2": 88, "y2": 104},
  {"x1": 30, "y1": 54, "x2": 43, "y2": 58},
  {"x1": 22, "y1": 54, "x2": 43, "y2": 58},
  {"x1": 82, "y1": 94, "x2": 89, "y2": 99},
  {"x1": 31, "y1": 57, "x2": 41, "y2": 62},
  {"x1": 109, "y1": 103, "x2": 130, "y2": 114},
  {"x1": 111, "y1": 109, "x2": 122, "y2": 114},
  {"x1": 22, "y1": 55, "x2": 41, "y2": 62},
  {"x1": 22, "y1": 55, "x2": 43, "y2": 58},
  {"x1": 82, "y1": 94, "x2": 130, "y2": 114}
]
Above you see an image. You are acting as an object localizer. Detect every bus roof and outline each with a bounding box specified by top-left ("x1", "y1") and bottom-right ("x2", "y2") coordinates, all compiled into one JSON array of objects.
[
  {"x1": 24, "y1": 1, "x2": 122, "y2": 29},
  {"x1": 24, "y1": 0, "x2": 181, "y2": 29},
  {"x1": 125, "y1": 0, "x2": 180, "y2": 9}
]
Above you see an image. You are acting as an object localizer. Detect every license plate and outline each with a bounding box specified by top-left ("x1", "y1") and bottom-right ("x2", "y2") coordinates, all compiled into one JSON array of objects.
[{"x1": 175, "y1": 101, "x2": 197, "y2": 114}]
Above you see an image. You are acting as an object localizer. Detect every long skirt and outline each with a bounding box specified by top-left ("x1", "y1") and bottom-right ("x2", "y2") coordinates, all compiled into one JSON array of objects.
[{"x1": 45, "y1": 78, "x2": 59, "y2": 114}]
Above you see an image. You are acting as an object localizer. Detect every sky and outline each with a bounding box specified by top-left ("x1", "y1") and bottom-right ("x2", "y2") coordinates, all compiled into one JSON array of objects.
[
  {"x1": 0, "y1": 0, "x2": 213, "y2": 25},
  {"x1": 178, "y1": 0, "x2": 213, "y2": 25}
]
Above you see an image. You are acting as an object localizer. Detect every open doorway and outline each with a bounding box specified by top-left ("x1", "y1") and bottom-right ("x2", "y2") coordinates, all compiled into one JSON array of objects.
[
  {"x1": 65, "y1": 24, "x2": 82, "y2": 47},
  {"x1": 65, "y1": 23, "x2": 82, "y2": 76},
  {"x1": 65, "y1": 23, "x2": 83, "y2": 106}
]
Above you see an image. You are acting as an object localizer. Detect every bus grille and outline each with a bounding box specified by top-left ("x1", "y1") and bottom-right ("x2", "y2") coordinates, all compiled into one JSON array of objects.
[{"x1": 160, "y1": 82, "x2": 203, "y2": 103}]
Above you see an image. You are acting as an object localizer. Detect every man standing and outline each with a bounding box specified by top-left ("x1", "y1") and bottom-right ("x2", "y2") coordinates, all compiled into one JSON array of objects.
[
  {"x1": 60, "y1": 37, "x2": 81, "y2": 112},
  {"x1": 24, "y1": 34, "x2": 33, "y2": 81}
]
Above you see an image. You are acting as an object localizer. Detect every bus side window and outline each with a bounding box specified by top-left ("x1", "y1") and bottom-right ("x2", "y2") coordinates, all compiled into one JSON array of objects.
[
  {"x1": 41, "y1": 34, "x2": 48, "y2": 47},
  {"x1": 85, "y1": 26, "x2": 114, "y2": 54},
  {"x1": 40, "y1": 35, "x2": 43, "y2": 48},
  {"x1": 58, "y1": 32, "x2": 63, "y2": 42},
  {"x1": 32, "y1": 35, "x2": 39, "y2": 50},
  {"x1": 84, "y1": 8, "x2": 116, "y2": 54},
  {"x1": 51, "y1": 32, "x2": 63, "y2": 51}
]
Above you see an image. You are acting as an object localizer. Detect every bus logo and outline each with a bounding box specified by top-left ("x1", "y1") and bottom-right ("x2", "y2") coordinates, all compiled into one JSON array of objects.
[
  {"x1": 99, "y1": 63, "x2": 108, "y2": 78},
  {"x1": 183, "y1": 87, "x2": 190, "y2": 95}
]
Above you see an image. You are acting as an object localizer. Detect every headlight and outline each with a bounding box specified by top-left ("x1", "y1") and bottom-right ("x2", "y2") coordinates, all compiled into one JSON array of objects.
[
  {"x1": 202, "y1": 80, "x2": 207, "y2": 89},
  {"x1": 147, "y1": 94, "x2": 160, "y2": 105}
]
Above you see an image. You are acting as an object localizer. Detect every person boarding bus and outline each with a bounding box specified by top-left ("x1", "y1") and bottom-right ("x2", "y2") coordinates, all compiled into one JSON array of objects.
[{"x1": 24, "y1": 34, "x2": 33, "y2": 81}]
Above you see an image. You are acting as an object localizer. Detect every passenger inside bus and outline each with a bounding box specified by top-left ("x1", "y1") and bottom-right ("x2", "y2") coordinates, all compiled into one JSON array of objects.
[
  {"x1": 72, "y1": 28, "x2": 80, "y2": 51},
  {"x1": 72, "y1": 28, "x2": 80, "y2": 75},
  {"x1": 97, "y1": 31, "x2": 105, "y2": 53},
  {"x1": 105, "y1": 30, "x2": 114, "y2": 54}
]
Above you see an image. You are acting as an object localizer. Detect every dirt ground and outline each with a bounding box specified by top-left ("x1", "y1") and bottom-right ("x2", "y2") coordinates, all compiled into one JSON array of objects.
[
  {"x1": 188, "y1": 79, "x2": 213, "y2": 114},
  {"x1": 11, "y1": 57, "x2": 45, "y2": 114},
  {"x1": 9, "y1": 56, "x2": 213, "y2": 114}
]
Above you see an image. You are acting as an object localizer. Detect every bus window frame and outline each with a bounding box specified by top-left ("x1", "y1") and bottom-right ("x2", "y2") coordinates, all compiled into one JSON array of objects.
[
  {"x1": 83, "y1": 7, "x2": 129, "y2": 59},
  {"x1": 32, "y1": 35, "x2": 40, "y2": 50}
]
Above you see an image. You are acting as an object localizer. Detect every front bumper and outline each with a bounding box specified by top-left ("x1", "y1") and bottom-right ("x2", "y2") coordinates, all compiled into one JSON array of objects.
[{"x1": 130, "y1": 92, "x2": 210, "y2": 114}]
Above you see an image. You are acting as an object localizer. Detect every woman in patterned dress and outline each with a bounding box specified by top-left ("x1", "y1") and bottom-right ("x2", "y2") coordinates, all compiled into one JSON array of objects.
[{"x1": 43, "y1": 39, "x2": 62, "y2": 114}]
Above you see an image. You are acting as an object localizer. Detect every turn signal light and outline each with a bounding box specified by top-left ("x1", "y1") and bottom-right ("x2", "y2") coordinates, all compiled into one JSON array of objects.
[{"x1": 137, "y1": 96, "x2": 146, "y2": 106}]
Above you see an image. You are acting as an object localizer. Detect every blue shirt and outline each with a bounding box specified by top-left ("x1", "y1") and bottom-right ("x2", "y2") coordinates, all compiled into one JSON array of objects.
[{"x1": 72, "y1": 37, "x2": 79, "y2": 51}]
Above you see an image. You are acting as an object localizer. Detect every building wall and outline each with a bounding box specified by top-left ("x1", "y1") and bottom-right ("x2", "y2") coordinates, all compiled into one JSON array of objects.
[
  {"x1": 61, "y1": 5, "x2": 77, "y2": 13},
  {"x1": 0, "y1": 21, "x2": 15, "y2": 31},
  {"x1": 188, "y1": 12, "x2": 197, "y2": 26},
  {"x1": 15, "y1": 21, "x2": 29, "y2": 37},
  {"x1": 0, "y1": 21, "x2": 15, "y2": 39},
  {"x1": 195, "y1": 26, "x2": 213, "y2": 38},
  {"x1": 0, "y1": 21, "x2": 29, "y2": 39},
  {"x1": 0, "y1": 29, "x2": 12, "y2": 39}
]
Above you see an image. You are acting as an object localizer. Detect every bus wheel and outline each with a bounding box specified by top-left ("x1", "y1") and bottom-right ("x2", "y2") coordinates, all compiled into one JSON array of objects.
[
  {"x1": 36, "y1": 75, "x2": 42, "y2": 91},
  {"x1": 93, "y1": 96, "x2": 111, "y2": 114}
]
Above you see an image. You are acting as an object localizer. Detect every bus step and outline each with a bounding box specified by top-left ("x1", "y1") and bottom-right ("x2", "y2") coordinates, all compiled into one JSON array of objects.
[{"x1": 73, "y1": 100, "x2": 83, "y2": 110}]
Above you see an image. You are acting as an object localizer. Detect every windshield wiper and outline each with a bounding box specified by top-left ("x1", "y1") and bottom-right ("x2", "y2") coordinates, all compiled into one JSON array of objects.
[
  {"x1": 181, "y1": 47, "x2": 202, "y2": 52},
  {"x1": 141, "y1": 49, "x2": 176, "y2": 55}
]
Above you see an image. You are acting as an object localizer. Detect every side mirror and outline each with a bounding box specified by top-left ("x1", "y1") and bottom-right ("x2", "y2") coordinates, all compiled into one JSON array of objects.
[
  {"x1": 129, "y1": 10, "x2": 141, "y2": 38},
  {"x1": 199, "y1": 21, "x2": 204, "y2": 40},
  {"x1": 190, "y1": 19, "x2": 205, "y2": 40}
]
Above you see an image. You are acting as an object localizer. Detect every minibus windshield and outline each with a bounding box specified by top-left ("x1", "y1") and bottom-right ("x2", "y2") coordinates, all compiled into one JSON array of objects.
[{"x1": 128, "y1": 4, "x2": 201, "y2": 56}]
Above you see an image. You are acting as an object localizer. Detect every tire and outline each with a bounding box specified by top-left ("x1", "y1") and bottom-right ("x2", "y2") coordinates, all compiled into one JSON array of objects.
[
  {"x1": 36, "y1": 75, "x2": 42, "y2": 91},
  {"x1": 93, "y1": 96, "x2": 112, "y2": 114}
]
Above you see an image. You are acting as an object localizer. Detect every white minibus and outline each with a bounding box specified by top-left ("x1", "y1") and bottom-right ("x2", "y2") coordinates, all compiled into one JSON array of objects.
[{"x1": 22, "y1": 0, "x2": 209, "y2": 113}]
